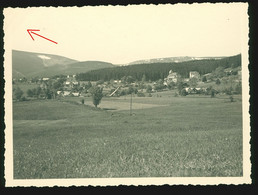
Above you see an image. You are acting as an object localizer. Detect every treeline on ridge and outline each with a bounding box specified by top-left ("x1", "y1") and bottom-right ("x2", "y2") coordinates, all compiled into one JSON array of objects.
[{"x1": 76, "y1": 54, "x2": 241, "y2": 81}]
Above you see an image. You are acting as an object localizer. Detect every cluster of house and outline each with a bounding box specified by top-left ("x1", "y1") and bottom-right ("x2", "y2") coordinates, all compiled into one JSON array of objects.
[
  {"x1": 32, "y1": 74, "x2": 125, "y2": 97},
  {"x1": 57, "y1": 90, "x2": 80, "y2": 97},
  {"x1": 57, "y1": 75, "x2": 81, "y2": 97},
  {"x1": 15, "y1": 66, "x2": 242, "y2": 98},
  {"x1": 224, "y1": 68, "x2": 242, "y2": 77},
  {"x1": 184, "y1": 87, "x2": 206, "y2": 94},
  {"x1": 163, "y1": 70, "x2": 201, "y2": 85},
  {"x1": 37, "y1": 75, "x2": 81, "y2": 97}
]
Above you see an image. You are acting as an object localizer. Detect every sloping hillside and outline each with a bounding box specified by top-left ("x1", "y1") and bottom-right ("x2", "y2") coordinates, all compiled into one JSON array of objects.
[
  {"x1": 12, "y1": 50, "x2": 78, "y2": 78},
  {"x1": 12, "y1": 50, "x2": 115, "y2": 78},
  {"x1": 63, "y1": 61, "x2": 114, "y2": 74}
]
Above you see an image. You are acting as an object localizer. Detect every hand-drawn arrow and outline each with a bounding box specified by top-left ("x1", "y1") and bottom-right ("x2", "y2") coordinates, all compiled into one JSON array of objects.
[{"x1": 27, "y1": 29, "x2": 58, "y2": 44}]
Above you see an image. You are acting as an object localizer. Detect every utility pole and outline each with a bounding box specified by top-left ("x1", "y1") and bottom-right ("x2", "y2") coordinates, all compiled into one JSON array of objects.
[{"x1": 130, "y1": 92, "x2": 132, "y2": 116}]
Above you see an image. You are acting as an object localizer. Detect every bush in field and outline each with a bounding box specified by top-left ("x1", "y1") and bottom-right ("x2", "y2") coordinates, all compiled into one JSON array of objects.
[
  {"x1": 180, "y1": 89, "x2": 188, "y2": 96},
  {"x1": 81, "y1": 99, "x2": 85, "y2": 104},
  {"x1": 14, "y1": 87, "x2": 24, "y2": 101},
  {"x1": 89, "y1": 86, "x2": 103, "y2": 108},
  {"x1": 211, "y1": 89, "x2": 216, "y2": 98},
  {"x1": 229, "y1": 95, "x2": 234, "y2": 102}
]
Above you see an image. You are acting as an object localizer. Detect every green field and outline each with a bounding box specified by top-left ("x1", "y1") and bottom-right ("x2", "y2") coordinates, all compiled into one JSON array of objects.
[{"x1": 13, "y1": 91, "x2": 243, "y2": 178}]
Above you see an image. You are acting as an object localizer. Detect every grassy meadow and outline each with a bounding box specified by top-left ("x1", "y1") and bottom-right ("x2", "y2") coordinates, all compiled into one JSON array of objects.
[{"x1": 13, "y1": 91, "x2": 243, "y2": 178}]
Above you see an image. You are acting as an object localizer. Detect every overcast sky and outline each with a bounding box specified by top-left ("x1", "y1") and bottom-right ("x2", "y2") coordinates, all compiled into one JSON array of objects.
[{"x1": 4, "y1": 3, "x2": 247, "y2": 64}]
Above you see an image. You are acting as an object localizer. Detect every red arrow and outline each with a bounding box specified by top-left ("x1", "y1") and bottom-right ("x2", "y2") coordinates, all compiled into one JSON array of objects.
[{"x1": 27, "y1": 29, "x2": 58, "y2": 44}]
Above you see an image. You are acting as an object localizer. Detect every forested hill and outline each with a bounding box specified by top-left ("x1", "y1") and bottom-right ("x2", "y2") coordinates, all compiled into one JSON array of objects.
[
  {"x1": 76, "y1": 54, "x2": 241, "y2": 81},
  {"x1": 12, "y1": 50, "x2": 115, "y2": 78}
]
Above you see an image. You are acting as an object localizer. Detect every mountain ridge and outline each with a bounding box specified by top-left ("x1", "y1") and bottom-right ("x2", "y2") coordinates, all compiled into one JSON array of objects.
[
  {"x1": 125, "y1": 56, "x2": 226, "y2": 65},
  {"x1": 12, "y1": 49, "x2": 240, "y2": 79},
  {"x1": 12, "y1": 50, "x2": 115, "y2": 78}
]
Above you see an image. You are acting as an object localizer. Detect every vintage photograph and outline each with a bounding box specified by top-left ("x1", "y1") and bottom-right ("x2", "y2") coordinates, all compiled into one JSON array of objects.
[{"x1": 4, "y1": 3, "x2": 250, "y2": 186}]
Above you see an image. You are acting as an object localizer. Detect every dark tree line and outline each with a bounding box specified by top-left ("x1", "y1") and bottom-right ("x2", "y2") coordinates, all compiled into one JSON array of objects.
[{"x1": 76, "y1": 54, "x2": 241, "y2": 81}]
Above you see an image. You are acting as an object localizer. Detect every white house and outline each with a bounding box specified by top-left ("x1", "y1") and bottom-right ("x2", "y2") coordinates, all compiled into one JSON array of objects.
[
  {"x1": 72, "y1": 92, "x2": 80, "y2": 97},
  {"x1": 166, "y1": 70, "x2": 181, "y2": 83},
  {"x1": 114, "y1": 80, "x2": 122, "y2": 83},
  {"x1": 63, "y1": 91, "x2": 70, "y2": 96},
  {"x1": 189, "y1": 71, "x2": 200, "y2": 79}
]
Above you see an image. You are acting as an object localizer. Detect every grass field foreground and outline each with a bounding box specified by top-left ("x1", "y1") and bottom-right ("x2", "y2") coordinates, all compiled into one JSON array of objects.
[{"x1": 13, "y1": 94, "x2": 243, "y2": 178}]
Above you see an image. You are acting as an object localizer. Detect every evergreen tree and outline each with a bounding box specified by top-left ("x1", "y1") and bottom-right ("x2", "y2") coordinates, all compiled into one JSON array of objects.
[
  {"x1": 202, "y1": 76, "x2": 207, "y2": 82},
  {"x1": 142, "y1": 74, "x2": 146, "y2": 82},
  {"x1": 27, "y1": 89, "x2": 34, "y2": 97}
]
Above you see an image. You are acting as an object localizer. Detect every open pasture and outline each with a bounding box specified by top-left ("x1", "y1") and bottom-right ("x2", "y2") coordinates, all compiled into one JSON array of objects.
[
  {"x1": 13, "y1": 94, "x2": 243, "y2": 178},
  {"x1": 63, "y1": 90, "x2": 241, "y2": 112}
]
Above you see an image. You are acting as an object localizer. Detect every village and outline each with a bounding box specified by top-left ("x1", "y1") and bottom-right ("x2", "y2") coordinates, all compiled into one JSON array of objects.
[{"x1": 12, "y1": 65, "x2": 242, "y2": 102}]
